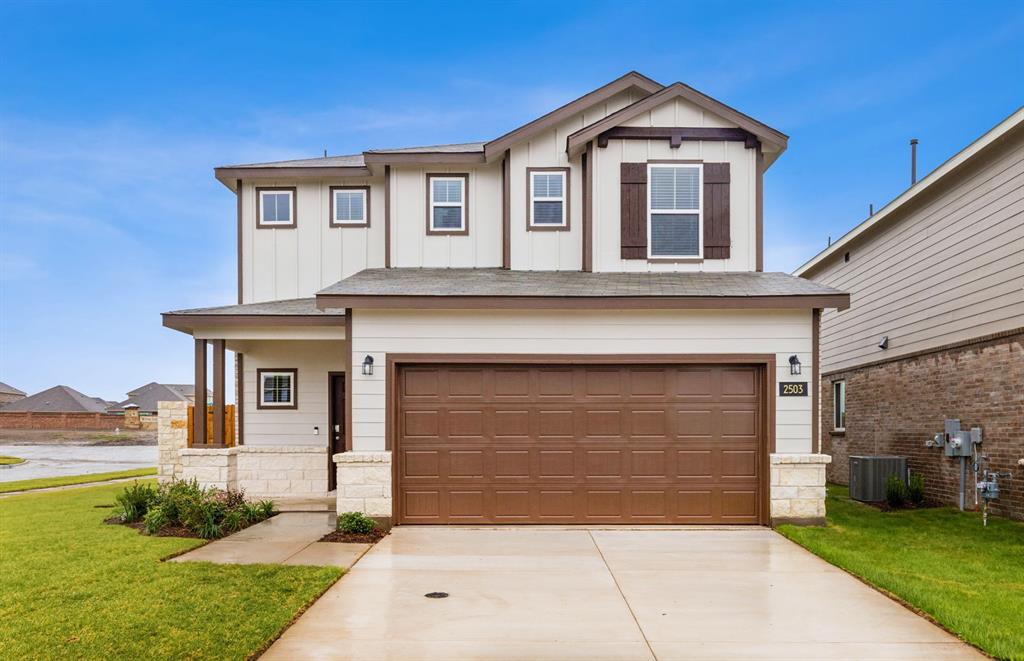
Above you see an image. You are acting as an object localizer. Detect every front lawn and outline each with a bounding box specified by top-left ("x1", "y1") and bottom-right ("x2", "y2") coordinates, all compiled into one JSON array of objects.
[
  {"x1": 0, "y1": 481, "x2": 342, "y2": 659},
  {"x1": 0, "y1": 455, "x2": 26, "y2": 465},
  {"x1": 778, "y1": 485, "x2": 1024, "y2": 660},
  {"x1": 0, "y1": 467, "x2": 157, "y2": 493}
]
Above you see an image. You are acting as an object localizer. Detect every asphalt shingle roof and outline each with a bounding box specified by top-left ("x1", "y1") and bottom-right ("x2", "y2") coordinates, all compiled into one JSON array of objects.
[
  {"x1": 165, "y1": 298, "x2": 344, "y2": 316},
  {"x1": 0, "y1": 382, "x2": 26, "y2": 397},
  {"x1": 1, "y1": 385, "x2": 109, "y2": 412}
]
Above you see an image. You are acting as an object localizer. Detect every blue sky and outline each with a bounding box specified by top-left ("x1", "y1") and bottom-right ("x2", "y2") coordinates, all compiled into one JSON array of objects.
[{"x1": 2, "y1": 0, "x2": 1022, "y2": 401}]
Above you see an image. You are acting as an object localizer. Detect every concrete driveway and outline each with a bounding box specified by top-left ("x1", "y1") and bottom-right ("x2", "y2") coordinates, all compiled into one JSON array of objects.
[{"x1": 264, "y1": 527, "x2": 982, "y2": 660}]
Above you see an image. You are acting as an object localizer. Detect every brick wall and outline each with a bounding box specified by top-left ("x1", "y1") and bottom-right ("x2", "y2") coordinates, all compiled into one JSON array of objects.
[
  {"x1": 821, "y1": 331, "x2": 1023, "y2": 520},
  {"x1": 0, "y1": 411, "x2": 126, "y2": 431}
]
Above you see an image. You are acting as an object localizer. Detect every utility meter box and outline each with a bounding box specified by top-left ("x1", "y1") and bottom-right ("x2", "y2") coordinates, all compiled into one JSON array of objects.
[{"x1": 941, "y1": 419, "x2": 980, "y2": 457}]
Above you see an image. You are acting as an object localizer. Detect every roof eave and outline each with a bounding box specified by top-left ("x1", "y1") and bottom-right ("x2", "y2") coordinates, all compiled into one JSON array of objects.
[
  {"x1": 214, "y1": 166, "x2": 373, "y2": 191},
  {"x1": 162, "y1": 312, "x2": 347, "y2": 335},
  {"x1": 361, "y1": 152, "x2": 487, "y2": 167}
]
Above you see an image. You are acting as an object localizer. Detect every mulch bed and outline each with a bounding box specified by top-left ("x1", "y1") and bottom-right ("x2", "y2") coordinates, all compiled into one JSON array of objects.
[
  {"x1": 860, "y1": 499, "x2": 938, "y2": 512},
  {"x1": 104, "y1": 517, "x2": 203, "y2": 538},
  {"x1": 320, "y1": 528, "x2": 388, "y2": 544}
]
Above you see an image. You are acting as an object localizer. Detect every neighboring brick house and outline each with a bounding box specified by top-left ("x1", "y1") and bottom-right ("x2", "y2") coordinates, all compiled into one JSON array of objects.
[
  {"x1": 107, "y1": 382, "x2": 209, "y2": 415},
  {"x1": 0, "y1": 382, "x2": 26, "y2": 406},
  {"x1": 795, "y1": 108, "x2": 1024, "y2": 520}
]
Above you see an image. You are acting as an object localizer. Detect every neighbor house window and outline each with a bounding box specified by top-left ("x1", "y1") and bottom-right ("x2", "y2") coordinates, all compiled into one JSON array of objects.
[
  {"x1": 528, "y1": 168, "x2": 568, "y2": 229},
  {"x1": 427, "y1": 174, "x2": 468, "y2": 234},
  {"x1": 330, "y1": 186, "x2": 369, "y2": 227},
  {"x1": 257, "y1": 187, "x2": 296, "y2": 228},
  {"x1": 257, "y1": 369, "x2": 297, "y2": 409},
  {"x1": 648, "y1": 164, "x2": 702, "y2": 258},
  {"x1": 833, "y1": 380, "x2": 846, "y2": 431}
]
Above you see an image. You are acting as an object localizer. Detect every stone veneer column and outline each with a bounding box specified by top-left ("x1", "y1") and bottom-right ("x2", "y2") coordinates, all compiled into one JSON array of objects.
[
  {"x1": 178, "y1": 447, "x2": 238, "y2": 491},
  {"x1": 770, "y1": 453, "x2": 831, "y2": 526},
  {"x1": 157, "y1": 401, "x2": 189, "y2": 483},
  {"x1": 334, "y1": 452, "x2": 392, "y2": 525}
]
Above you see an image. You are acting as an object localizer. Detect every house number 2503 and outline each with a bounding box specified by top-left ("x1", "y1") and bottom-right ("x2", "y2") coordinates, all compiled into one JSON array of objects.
[{"x1": 779, "y1": 382, "x2": 808, "y2": 396}]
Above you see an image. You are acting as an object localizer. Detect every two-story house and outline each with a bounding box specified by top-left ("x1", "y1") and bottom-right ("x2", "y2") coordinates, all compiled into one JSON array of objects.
[{"x1": 161, "y1": 72, "x2": 848, "y2": 527}]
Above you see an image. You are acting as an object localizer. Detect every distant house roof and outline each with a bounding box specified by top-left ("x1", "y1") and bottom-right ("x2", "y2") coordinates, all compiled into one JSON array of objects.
[
  {"x1": 0, "y1": 385, "x2": 110, "y2": 412},
  {"x1": 108, "y1": 382, "x2": 204, "y2": 413},
  {"x1": 0, "y1": 382, "x2": 26, "y2": 397}
]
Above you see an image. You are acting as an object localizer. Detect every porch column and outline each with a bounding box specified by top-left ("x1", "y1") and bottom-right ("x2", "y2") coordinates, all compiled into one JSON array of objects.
[
  {"x1": 212, "y1": 339, "x2": 226, "y2": 446},
  {"x1": 193, "y1": 338, "x2": 207, "y2": 445}
]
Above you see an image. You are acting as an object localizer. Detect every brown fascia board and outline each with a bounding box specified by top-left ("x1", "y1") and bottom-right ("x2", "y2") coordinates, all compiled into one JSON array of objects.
[
  {"x1": 162, "y1": 313, "x2": 347, "y2": 334},
  {"x1": 316, "y1": 293, "x2": 850, "y2": 311},
  {"x1": 361, "y1": 152, "x2": 487, "y2": 166},
  {"x1": 565, "y1": 82, "x2": 789, "y2": 162},
  {"x1": 482, "y1": 71, "x2": 663, "y2": 162},
  {"x1": 214, "y1": 167, "x2": 373, "y2": 191}
]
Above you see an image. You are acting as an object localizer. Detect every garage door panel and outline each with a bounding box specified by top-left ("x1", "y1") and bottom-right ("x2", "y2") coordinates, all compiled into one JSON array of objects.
[{"x1": 396, "y1": 364, "x2": 763, "y2": 525}]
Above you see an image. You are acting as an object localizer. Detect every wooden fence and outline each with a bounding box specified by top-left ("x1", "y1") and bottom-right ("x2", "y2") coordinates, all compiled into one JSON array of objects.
[{"x1": 186, "y1": 405, "x2": 236, "y2": 447}]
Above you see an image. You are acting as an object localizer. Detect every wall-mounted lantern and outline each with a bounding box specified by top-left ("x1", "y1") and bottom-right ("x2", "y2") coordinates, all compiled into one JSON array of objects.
[
  {"x1": 362, "y1": 355, "x2": 375, "y2": 376},
  {"x1": 788, "y1": 355, "x2": 802, "y2": 375},
  {"x1": 878, "y1": 336, "x2": 889, "y2": 350}
]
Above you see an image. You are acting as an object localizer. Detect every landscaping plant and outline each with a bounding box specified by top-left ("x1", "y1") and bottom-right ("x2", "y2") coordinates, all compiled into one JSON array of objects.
[
  {"x1": 907, "y1": 473, "x2": 925, "y2": 506},
  {"x1": 885, "y1": 474, "x2": 908, "y2": 509},
  {"x1": 114, "y1": 481, "x2": 158, "y2": 523},
  {"x1": 338, "y1": 511, "x2": 377, "y2": 535}
]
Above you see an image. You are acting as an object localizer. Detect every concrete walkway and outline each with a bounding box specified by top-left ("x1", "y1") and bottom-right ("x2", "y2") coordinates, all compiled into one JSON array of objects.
[
  {"x1": 171, "y1": 512, "x2": 369, "y2": 568},
  {"x1": 263, "y1": 527, "x2": 983, "y2": 660}
]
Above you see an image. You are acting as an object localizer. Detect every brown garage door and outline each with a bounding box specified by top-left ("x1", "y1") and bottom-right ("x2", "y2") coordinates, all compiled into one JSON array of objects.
[{"x1": 395, "y1": 363, "x2": 764, "y2": 525}]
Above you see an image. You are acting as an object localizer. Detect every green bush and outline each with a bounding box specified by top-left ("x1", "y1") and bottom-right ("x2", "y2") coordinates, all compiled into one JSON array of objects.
[
  {"x1": 908, "y1": 473, "x2": 925, "y2": 505},
  {"x1": 113, "y1": 478, "x2": 273, "y2": 539},
  {"x1": 886, "y1": 474, "x2": 908, "y2": 509},
  {"x1": 115, "y1": 481, "x2": 158, "y2": 523},
  {"x1": 338, "y1": 511, "x2": 377, "y2": 535}
]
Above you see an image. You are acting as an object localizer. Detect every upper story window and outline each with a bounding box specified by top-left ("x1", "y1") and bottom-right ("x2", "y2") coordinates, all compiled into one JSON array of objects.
[
  {"x1": 258, "y1": 368, "x2": 297, "y2": 409},
  {"x1": 257, "y1": 187, "x2": 296, "y2": 229},
  {"x1": 330, "y1": 186, "x2": 369, "y2": 227},
  {"x1": 427, "y1": 174, "x2": 468, "y2": 234},
  {"x1": 648, "y1": 164, "x2": 702, "y2": 258},
  {"x1": 833, "y1": 380, "x2": 846, "y2": 431},
  {"x1": 528, "y1": 168, "x2": 569, "y2": 230}
]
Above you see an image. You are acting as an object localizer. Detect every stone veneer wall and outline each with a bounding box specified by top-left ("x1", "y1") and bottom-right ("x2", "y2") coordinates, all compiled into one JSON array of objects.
[
  {"x1": 821, "y1": 331, "x2": 1023, "y2": 521},
  {"x1": 157, "y1": 401, "x2": 189, "y2": 482},
  {"x1": 770, "y1": 453, "x2": 830, "y2": 525},
  {"x1": 334, "y1": 452, "x2": 392, "y2": 524}
]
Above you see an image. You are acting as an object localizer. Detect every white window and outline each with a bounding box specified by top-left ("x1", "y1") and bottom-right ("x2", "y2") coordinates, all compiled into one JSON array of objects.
[
  {"x1": 259, "y1": 370, "x2": 296, "y2": 408},
  {"x1": 258, "y1": 188, "x2": 295, "y2": 227},
  {"x1": 833, "y1": 380, "x2": 846, "y2": 431},
  {"x1": 647, "y1": 164, "x2": 702, "y2": 258},
  {"x1": 529, "y1": 170, "x2": 567, "y2": 228},
  {"x1": 331, "y1": 187, "x2": 368, "y2": 226},
  {"x1": 428, "y1": 175, "x2": 466, "y2": 232}
]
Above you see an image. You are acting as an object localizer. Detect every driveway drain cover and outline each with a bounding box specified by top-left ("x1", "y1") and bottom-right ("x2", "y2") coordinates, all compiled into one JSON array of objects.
[{"x1": 424, "y1": 592, "x2": 449, "y2": 599}]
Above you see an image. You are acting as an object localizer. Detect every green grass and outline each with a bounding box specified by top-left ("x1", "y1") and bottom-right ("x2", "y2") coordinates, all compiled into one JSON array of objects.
[
  {"x1": 778, "y1": 485, "x2": 1024, "y2": 660},
  {"x1": 0, "y1": 468, "x2": 157, "y2": 493},
  {"x1": 0, "y1": 456, "x2": 26, "y2": 465},
  {"x1": 0, "y1": 480, "x2": 342, "y2": 659}
]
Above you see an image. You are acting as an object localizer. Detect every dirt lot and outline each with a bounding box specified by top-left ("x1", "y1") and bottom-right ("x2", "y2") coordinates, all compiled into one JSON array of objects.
[{"x1": 0, "y1": 429, "x2": 157, "y2": 446}]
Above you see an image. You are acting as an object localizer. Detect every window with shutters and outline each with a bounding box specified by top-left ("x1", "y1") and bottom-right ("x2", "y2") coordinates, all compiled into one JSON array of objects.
[
  {"x1": 647, "y1": 164, "x2": 702, "y2": 258},
  {"x1": 528, "y1": 169, "x2": 568, "y2": 229},
  {"x1": 427, "y1": 174, "x2": 468, "y2": 234},
  {"x1": 330, "y1": 186, "x2": 369, "y2": 227}
]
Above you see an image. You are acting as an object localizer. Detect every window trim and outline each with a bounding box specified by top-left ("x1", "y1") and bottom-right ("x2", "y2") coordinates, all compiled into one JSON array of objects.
[
  {"x1": 256, "y1": 187, "x2": 297, "y2": 229},
  {"x1": 833, "y1": 380, "x2": 846, "y2": 432},
  {"x1": 425, "y1": 173, "x2": 469, "y2": 235},
  {"x1": 329, "y1": 185, "x2": 370, "y2": 228},
  {"x1": 526, "y1": 167, "x2": 570, "y2": 231},
  {"x1": 256, "y1": 368, "x2": 298, "y2": 410},
  {"x1": 646, "y1": 163, "x2": 703, "y2": 260}
]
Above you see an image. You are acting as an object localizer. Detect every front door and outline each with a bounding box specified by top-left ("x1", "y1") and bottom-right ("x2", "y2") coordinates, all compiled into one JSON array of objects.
[{"x1": 328, "y1": 373, "x2": 346, "y2": 491}]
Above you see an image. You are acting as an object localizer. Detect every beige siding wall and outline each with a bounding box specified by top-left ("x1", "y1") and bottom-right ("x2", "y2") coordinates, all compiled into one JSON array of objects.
[
  {"x1": 593, "y1": 97, "x2": 759, "y2": 272},
  {"x1": 389, "y1": 163, "x2": 503, "y2": 268},
  {"x1": 811, "y1": 133, "x2": 1024, "y2": 373},
  {"x1": 240, "y1": 178, "x2": 385, "y2": 304},
  {"x1": 349, "y1": 308, "x2": 813, "y2": 455},
  {"x1": 233, "y1": 339, "x2": 344, "y2": 447}
]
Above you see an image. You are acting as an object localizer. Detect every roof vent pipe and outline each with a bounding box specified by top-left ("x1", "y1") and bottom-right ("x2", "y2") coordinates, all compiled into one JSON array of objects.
[
  {"x1": 910, "y1": 138, "x2": 919, "y2": 185},
  {"x1": 869, "y1": 203, "x2": 874, "y2": 217}
]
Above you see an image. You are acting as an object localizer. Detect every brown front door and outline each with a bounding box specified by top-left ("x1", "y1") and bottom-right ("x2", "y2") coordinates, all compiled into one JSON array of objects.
[
  {"x1": 328, "y1": 372, "x2": 346, "y2": 491},
  {"x1": 395, "y1": 363, "x2": 764, "y2": 525}
]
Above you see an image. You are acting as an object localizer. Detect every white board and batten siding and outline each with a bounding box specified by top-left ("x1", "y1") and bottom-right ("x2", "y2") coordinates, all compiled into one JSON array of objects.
[
  {"x1": 812, "y1": 132, "x2": 1024, "y2": 374},
  {"x1": 349, "y1": 309, "x2": 814, "y2": 455},
  {"x1": 240, "y1": 179, "x2": 385, "y2": 304}
]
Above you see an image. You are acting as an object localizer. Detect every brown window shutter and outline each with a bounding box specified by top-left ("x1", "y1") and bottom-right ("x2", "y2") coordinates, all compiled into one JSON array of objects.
[
  {"x1": 620, "y1": 163, "x2": 647, "y2": 259},
  {"x1": 703, "y1": 163, "x2": 731, "y2": 259}
]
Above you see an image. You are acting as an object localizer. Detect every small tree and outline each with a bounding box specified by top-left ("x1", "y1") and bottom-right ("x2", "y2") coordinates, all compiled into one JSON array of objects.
[{"x1": 907, "y1": 473, "x2": 925, "y2": 506}]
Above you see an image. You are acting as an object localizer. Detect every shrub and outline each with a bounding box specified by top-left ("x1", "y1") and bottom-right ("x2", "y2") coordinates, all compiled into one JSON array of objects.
[
  {"x1": 338, "y1": 511, "x2": 377, "y2": 535},
  {"x1": 885, "y1": 474, "x2": 908, "y2": 509},
  {"x1": 908, "y1": 473, "x2": 925, "y2": 506},
  {"x1": 115, "y1": 481, "x2": 157, "y2": 523},
  {"x1": 256, "y1": 500, "x2": 275, "y2": 519},
  {"x1": 142, "y1": 504, "x2": 169, "y2": 534}
]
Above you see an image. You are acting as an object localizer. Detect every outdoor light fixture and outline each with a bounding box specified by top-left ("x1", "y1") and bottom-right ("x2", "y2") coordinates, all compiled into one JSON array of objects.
[
  {"x1": 878, "y1": 336, "x2": 889, "y2": 350},
  {"x1": 788, "y1": 355, "x2": 802, "y2": 375},
  {"x1": 362, "y1": 355, "x2": 374, "y2": 376}
]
